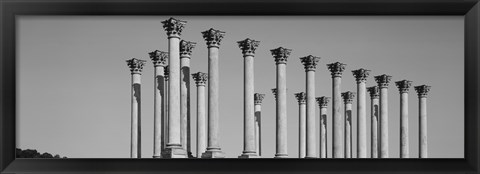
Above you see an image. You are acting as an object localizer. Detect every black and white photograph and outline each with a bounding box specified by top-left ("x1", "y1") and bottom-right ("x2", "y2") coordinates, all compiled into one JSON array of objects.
[{"x1": 16, "y1": 16, "x2": 463, "y2": 159}]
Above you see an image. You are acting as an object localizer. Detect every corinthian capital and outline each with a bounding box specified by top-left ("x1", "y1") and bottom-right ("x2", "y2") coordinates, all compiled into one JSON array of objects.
[
  {"x1": 294, "y1": 92, "x2": 306, "y2": 104},
  {"x1": 395, "y1": 80, "x2": 412, "y2": 93},
  {"x1": 180, "y1": 40, "x2": 196, "y2": 57},
  {"x1": 414, "y1": 85, "x2": 431, "y2": 98},
  {"x1": 300, "y1": 55, "x2": 321, "y2": 71},
  {"x1": 352, "y1": 68, "x2": 371, "y2": 83},
  {"x1": 367, "y1": 86, "x2": 380, "y2": 99},
  {"x1": 270, "y1": 47, "x2": 292, "y2": 65},
  {"x1": 271, "y1": 88, "x2": 278, "y2": 100},
  {"x1": 201, "y1": 28, "x2": 225, "y2": 48},
  {"x1": 327, "y1": 62, "x2": 346, "y2": 78},
  {"x1": 149, "y1": 50, "x2": 168, "y2": 67},
  {"x1": 161, "y1": 17, "x2": 186, "y2": 38},
  {"x1": 316, "y1": 96, "x2": 330, "y2": 108},
  {"x1": 342, "y1": 91, "x2": 356, "y2": 104},
  {"x1": 237, "y1": 38, "x2": 260, "y2": 56},
  {"x1": 164, "y1": 65, "x2": 169, "y2": 81},
  {"x1": 375, "y1": 74, "x2": 392, "y2": 88},
  {"x1": 192, "y1": 72, "x2": 208, "y2": 86},
  {"x1": 126, "y1": 58, "x2": 146, "y2": 74},
  {"x1": 254, "y1": 93, "x2": 266, "y2": 105}
]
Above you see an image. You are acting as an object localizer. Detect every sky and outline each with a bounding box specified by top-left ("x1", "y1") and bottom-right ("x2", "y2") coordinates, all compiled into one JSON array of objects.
[{"x1": 16, "y1": 16, "x2": 464, "y2": 158}]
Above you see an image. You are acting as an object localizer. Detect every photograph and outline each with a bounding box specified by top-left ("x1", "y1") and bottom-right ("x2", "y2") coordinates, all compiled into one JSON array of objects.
[{"x1": 16, "y1": 15, "x2": 463, "y2": 159}]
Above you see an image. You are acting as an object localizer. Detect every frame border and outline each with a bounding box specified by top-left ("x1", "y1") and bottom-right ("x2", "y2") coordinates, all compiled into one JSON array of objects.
[{"x1": 1, "y1": 0, "x2": 478, "y2": 173}]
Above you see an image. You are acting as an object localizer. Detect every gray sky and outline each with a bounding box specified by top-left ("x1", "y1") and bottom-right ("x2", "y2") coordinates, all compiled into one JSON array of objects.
[{"x1": 17, "y1": 16, "x2": 464, "y2": 158}]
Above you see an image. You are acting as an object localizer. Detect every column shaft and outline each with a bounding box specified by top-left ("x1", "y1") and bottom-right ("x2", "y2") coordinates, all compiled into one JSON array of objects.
[
  {"x1": 332, "y1": 77, "x2": 343, "y2": 158},
  {"x1": 299, "y1": 103, "x2": 306, "y2": 158},
  {"x1": 207, "y1": 47, "x2": 220, "y2": 150},
  {"x1": 371, "y1": 98, "x2": 379, "y2": 158},
  {"x1": 167, "y1": 37, "x2": 181, "y2": 148},
  {"x1": 196, "y1": 85, "x2": 206, "y2": 158},
  {"x1": 320, "y1": 107, "x2": 327, "y2": 158},
  {"x1": 400, "y1": 92, "x2": 409, "y2": 158},
  {"x1": 419, "y1": 97, "x2": 427, "y2": 158},
  {"x1": 255, "y1": 104, "x2": 262, "y2": 156},
  {"x1": 357, "y1": 82, "x2": 367, "y2": 158},
  {"x1": 345, "y1": 102, "x2": 352, "y2": 158},
  {"x1": 241, "y1": 55, "x2": 256, "y2": 156},
  {"x1": 131, "y1": 73, "x2": 141, "y2": 158},
  {"x1": 379, "y1": 87, "x2": 389, "y2": 158},
  {"x1": 306, "y1": 70, "x2": 316, "y2": 158},
  {"x1": 164, "y1": 79, "x2": 169, "y2": 151},
  {"x1": 276, "y1": 63, "x2": 288, "y2": 158},
  {"x1": 153, "y1": 66, "x2": 165, "y2": 158},
  {"x1": 180, "y1": 57, "x2": 191, "y2": 157}
]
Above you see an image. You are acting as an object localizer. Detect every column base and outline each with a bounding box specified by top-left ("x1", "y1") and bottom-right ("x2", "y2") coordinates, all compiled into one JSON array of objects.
[
  {"x1": 187, "y1": 151, "x2": 195, "y2": 158},
  {"x1": 161, "y1": 146, "x2": 187, "y2": 158},
  {"x1": 238, "y1": 152, "x2": 258, "y2": 158},
  {"x1": 274, "y1": 154, "x2": 288, "y2": 158},
  {"x1": 152, "y1": 155, "x2": 161, "y2": 158},
  {"x1": 304, "y1": 156, "x2": 317, "y2": 159},
  {"x1": 201, "y1": 149, "x2": 225, "y2": 158}
]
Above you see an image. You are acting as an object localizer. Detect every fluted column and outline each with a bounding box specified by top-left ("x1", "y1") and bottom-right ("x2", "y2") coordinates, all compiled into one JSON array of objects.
[
  {"x1": 367, "y1": 86, "x2": 380, "y2": 158},
  {"x1": 201, "y1": 28, "x2": 226, "y2": 158},
  {"x1": 375, "y1": 74, "x2": 392, "y2": 158},
  {"x1": 254, "y1": 93, "x2": 265, "y2": 156},
  {"x1": 180, "y1": 40, "x2": 196, "y2": 158},
  {"x1": 238, "y1": 38, "x2": 260, "y2": 158},
  {"x1": 149, "y1": 50, "x2": 168, "y2": 158},
  {"x1": 295, "y1": 92, "x2": 307, "y2": 158},
  {"x1": 192, "y1": 72, "x2": 208, "y2": 158},
  {"x1": 415, "y1": 85, "x2": 431, "y2": 158},
  {"x1": 342, "y1": 91, "x2": 355, "y2": 158},
  {"x1": 300, "y1": 55, "x2": 320, "y2": 158},
  {"x1": 126, "y1": 58, "x2": 146, "y2": 158},
  {"x1": 161, "y1": 17, "x2": 187, "y2": 158},
  {"x1": 316, "y1": 96, "x2": 330, "y2": 158},
  {"x1": 327, "y1": 62, "x2": 346, "y2": 158},
  {"x1": 271, "y1": 47, "x2": 291, "y2": 158},
  {"x1": 352, "y1": 68, "x2": 370, "y2": 158},
  {"x1": 396, "y1": 80, "x2": 412, "y2": 158}
]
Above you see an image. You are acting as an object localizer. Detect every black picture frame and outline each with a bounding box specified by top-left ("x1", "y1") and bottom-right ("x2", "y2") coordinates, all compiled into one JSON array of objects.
[{"x1": 1, "y1": 0, "x2": 478, "y2": 173}]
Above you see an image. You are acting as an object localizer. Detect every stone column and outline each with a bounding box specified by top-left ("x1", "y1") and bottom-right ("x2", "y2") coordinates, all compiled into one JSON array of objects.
[
  {"x1": 270, "y1": 47, "x2": 292, "y2": 158},
  {"x1": 254, "y1": 93, "x2": 265, "y2": 156},
  {"x1": 149, "y1": 50, "x2": 168, "y2": 158},
  {"x1": 201, "y1": 28, "x2": 226, "y2": 158},
  {"x1": 126, "y1": 58, "x2": 146, "y2": 158},
  {"x1": 164, "y1": 65, "x2": 170, "y2": 151},
  {"x1": 396, "y1": 80, "x2": 412, "y2": 158},
  {"x1": 352, "y1": 68, "x2": 370, "y2": 158},
  {"x1": 180, "y1": 40, "x2": 196, "y2": 158},
  {"x1": 161, "y1": 17, "x2": 187, "y2": 158},
  {"x1": 192, "y1": 72, "x2": 208, "y2": 158},
  {"x1": 342, "y1": 91, "x2": 355, "y2": 158},
  {"x1": 238, "y1": 38, "x2": 260, "y2": 158},
  {"x1": 300, "y1": 55, "x2": 320, "y2": 158},
  {"x1": 374, "y1": 74, "x2": 392, "y2": 158},
  {"x1": 415, "y1": 85, "x2": 431, "y2": 158},
  {"x1": 327, "y1": 62, "x2": 346, "y2": 158},
  {"x1": 295, "y1": 92, "x2": 307, "y2": 158},
  {"x1": 316, "y1": 96, "x2": 330, "y2": 158},
  {"x1": 367, "y1": 86, "x2": 380, "y2": 158}
]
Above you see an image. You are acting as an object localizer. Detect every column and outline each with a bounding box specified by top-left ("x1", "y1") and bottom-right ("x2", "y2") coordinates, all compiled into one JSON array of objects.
[
  {"x1": 164, "y1": 65, "x2": 170, "y2": 151},
  {"x1": 161, "y1": 17, "x2": 187, "y2": 158},
  {"x1": 396, "y1": 80, "x2": 412, "y2": 158},
  {"x1": 352, "y1": 68, "x2": 370, "y2": 158},
  {"x1": 192, "y1": 72, "x2": 208, "y2": 158},
  {"x1": 238, "y1": 38, "x2": 260, "y2": 158},
  {"x1": 149, "y1": 50, "x2": 168, "y2": 158},
  {"x1": 254, "y1": 93, "x2": 265, "y2": 156},
  {"x1": 201, "y1": 28, "x2": 226, "y2": 158},
  {"x1": 316, "y1": 96, "x2": 330, "y2": 158},
  {"x1": 295, "y1": 92, "x2": 307, "y2": 158},
  {"x1": 126, "y1": 58, "x2": 146, "y2": 158},
  {"x1": 342, "y1": 91, "x2": 355, "y2": 158},
  {"x1": 415, "y1": 85, "x2": 431, "y2": 158},
  {"x1": 367, "y1": 86, "x2": 380, "y2": 158},
  {"x1": 300, "y1": 55, "x2": 320, "y2": 158},
  {"x1": 374, "y1": 74, "x2": 392, "y2": 158},
  {"x1": 180, "y1": 40, "x2": 196, "y2": 158},
  {"x1": 327, "y1": 62, "x2": 346, "y2": 158},
  {"x1": 270, "y1": 47, "x2": 292, "y2": 158}
]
